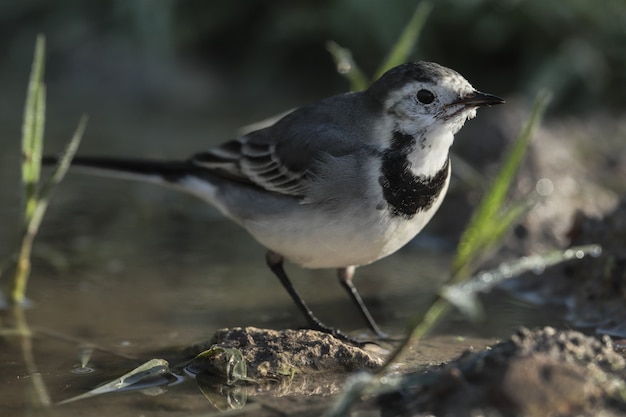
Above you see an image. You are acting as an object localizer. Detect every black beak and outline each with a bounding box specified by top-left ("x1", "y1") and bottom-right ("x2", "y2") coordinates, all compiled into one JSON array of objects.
[{"x1": 451, "y1": 90, "x2": 505, "y2": 107}]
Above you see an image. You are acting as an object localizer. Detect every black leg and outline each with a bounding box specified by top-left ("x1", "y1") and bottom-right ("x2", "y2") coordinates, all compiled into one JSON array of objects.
[
  {"x1": 265, "y1": 251, "x2": 360, "y2": 345},
  {"x1": 337, "y1": 266, "x2": 388, "y2": 339}
]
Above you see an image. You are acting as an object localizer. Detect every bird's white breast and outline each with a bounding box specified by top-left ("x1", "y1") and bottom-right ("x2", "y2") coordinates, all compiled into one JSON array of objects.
[{"x1": 242, "y1": 165, "x2": 450, "y2": 269}]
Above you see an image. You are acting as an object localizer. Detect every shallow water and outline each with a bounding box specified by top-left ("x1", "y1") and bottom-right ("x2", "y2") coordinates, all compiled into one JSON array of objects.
[{"x1": 0, "y1": 215, "x2": 568, "y2": 417}]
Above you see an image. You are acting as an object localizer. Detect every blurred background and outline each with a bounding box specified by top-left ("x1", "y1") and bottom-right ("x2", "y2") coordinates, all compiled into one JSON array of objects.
[
  {"x1": 1, "y1": 0, "x2": 623, "y2": 111},
  {"x1": 1, "y1": 3, "x2": 625, "y2": 414},
  {"x1": 0, "y1": 0, "x2": 624, "y2": 326}
]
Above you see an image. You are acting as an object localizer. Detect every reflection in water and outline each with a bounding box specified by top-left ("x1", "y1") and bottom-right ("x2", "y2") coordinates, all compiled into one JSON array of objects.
[
  {"x1": 186, "y1": 346, "x2": 252, "y2": 386},
  {"x1": 195, "y1": 375, "x2": 248, "y2": 412},
  {"x1": 54, "y1": 346, "x2": 357, "y2": 413}
]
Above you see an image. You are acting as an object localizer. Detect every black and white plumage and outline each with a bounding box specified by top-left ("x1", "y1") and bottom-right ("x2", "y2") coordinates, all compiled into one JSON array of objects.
[{"x1": 44, "y1": 61, "x2": 503, "y2": 341}]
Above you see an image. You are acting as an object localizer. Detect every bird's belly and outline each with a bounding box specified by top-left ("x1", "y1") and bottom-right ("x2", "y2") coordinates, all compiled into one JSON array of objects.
[{"x1": 242, "y1": 194, "x2": 446, "y2": 269}]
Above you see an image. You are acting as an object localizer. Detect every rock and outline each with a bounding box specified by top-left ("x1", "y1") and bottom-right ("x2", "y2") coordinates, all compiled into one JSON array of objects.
[{"x1": 186, "y1": 326, "x2": 383, "y2": 380}]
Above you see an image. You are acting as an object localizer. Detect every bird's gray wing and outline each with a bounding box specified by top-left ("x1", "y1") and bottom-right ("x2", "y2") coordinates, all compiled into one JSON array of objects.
[
  {"x1": 190, "y1": 101, "x2": 371, "y2": 198},
  {"x1": 190, "y1": 137, "x2": 306, "y2": 196}
]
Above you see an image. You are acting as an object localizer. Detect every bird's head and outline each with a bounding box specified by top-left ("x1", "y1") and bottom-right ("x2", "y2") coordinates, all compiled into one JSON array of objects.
[{"x1": 367, "y1": 62, "x2": 504, "y2": 137}]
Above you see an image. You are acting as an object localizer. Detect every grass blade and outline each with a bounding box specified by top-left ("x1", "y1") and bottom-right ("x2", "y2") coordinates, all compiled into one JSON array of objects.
[
  {"x1": 11, "y1": 34, "x2": 88, "y2": 305},
  {"x1": 374, "y1": 1, "x2": 432, "y2": 79},
  {"x1": 58, "y1": 359, "x2": 170, "y2": 405},
  {"x1": 327, "y1": 1, "x2": 431, "y2": 92},
  {"x1": 326, "y1": 41, "x2": 369, "y2": 92},
  {"x1": 452, "y1": 91, "x2": 552, "y2": 279},
  {"x1": 11, "y1": 116, "x2": 87, "y2": 304},
  {"x1": 21, "y1": 34, "x2": 46, "y2": 225}
]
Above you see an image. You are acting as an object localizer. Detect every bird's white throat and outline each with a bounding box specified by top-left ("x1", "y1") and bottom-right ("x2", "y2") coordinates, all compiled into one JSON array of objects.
[{"x1": 407, "y1": 125, "x2": 455, "y2": 178}]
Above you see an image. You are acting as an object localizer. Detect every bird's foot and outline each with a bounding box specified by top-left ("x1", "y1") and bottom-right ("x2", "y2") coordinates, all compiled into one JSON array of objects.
[{"x1": 306, "y1": 320, "x2": 365, "y2": 346}]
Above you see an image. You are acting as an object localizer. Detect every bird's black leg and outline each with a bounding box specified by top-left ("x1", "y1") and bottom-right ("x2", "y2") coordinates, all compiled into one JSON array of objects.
[
  {"x1": 337, "y1": 266, "x2": 388, "y2": 339},
  {"x1": 265, "y1": 251, "x2": 360, "y2": 345}
]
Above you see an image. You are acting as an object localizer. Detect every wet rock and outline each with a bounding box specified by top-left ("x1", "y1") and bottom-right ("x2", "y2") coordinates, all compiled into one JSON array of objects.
[
  {"x1": 378, "y1": 327, "x2": 626, "y2": 417},
  {"x1": 186, "y1": 326, "x2": 383, "y2": 380}
]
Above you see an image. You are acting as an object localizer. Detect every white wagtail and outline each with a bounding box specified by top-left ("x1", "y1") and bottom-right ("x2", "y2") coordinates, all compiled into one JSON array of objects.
[{"x1": 44, "y1": 62, "x2": 503, "y2": 341}]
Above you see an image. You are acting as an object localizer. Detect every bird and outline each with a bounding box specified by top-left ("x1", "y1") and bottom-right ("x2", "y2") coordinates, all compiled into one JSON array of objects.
[{"x1": 44, "y1": 61, "x2": 504, "y2": 342}]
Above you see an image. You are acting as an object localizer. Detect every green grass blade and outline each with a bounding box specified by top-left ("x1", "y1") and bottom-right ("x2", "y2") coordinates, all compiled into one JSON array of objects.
[
  {"x1": 22, "y1": 34, "x2": 46, "y2": 224},
  {"x1": 28, "y1": 115, "x2": 87, "y2": 235},
  {"x1": 39, "y1": 115, "x2": 87, "y2": 196},
  {"x1": 11, "y1": 116, "x2": 87, "y2": 304},
  {"x1": 452, "y1": 91, "x2": 552, "y2": 279},
  {"x1": 489, "y1": 198, "x2": 536, "y2": 244},
  {"x1": 459, "y1": 197, "x2": 537, "y2": 279},
  {"x1": 374, "y1": 1, "x2": 432, "y2": 79},
  {"x1": 376, "y1": 296, "x2": 451, "y2": 375},
  {"x1": 326, "y1": 41, "x2": 369, "y2": 91},
  {"x1": 327, "y1": 2, "x2": 431, "y2": 91}
]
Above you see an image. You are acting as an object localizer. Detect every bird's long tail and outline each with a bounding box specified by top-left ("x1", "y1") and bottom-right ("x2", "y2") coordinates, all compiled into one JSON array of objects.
[
  {"x1": 42, "y1": 156, "x2": 194, "y2": 184},
  {"x1": 41, "y1": 155, "x2": 229, "y2": 211}
]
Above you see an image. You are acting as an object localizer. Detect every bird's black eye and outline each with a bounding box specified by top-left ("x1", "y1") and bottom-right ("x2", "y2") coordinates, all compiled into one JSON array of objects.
[{"x1": 416, "y1": 89, "x2": 435, "y2": 104}]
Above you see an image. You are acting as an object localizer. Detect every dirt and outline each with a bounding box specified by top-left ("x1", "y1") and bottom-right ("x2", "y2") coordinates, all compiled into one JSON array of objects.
[
  {"x1": 169, "y1": 325, "x2": 626, "y2": 416},
  {"x1": 375, "y1": 327, "x2": 626, "y2": 417}
]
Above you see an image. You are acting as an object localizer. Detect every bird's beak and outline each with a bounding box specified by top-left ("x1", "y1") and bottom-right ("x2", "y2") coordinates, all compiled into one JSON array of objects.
[{"x1": 450, "y1": 91, "x2": 505, "y2": 107}]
